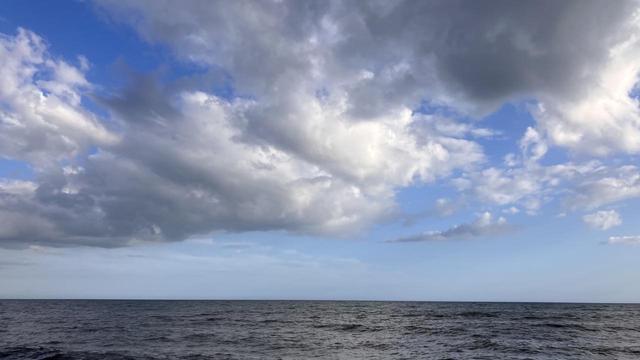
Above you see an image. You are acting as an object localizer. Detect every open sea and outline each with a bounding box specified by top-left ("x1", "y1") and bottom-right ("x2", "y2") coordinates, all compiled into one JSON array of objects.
[{"x1": 0, "y1": 300, "x2": 639, "y2": 359}]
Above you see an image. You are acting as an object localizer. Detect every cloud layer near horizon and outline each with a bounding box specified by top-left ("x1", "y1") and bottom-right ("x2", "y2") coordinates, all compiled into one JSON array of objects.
[{"x1": 1, "y1": 0, "x2": 640, "y2": 247}]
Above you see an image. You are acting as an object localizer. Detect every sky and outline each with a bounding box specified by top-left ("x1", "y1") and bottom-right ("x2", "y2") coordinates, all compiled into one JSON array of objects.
[{"x1": 0, "y1": 0, "x2": 640, "y2": 302}]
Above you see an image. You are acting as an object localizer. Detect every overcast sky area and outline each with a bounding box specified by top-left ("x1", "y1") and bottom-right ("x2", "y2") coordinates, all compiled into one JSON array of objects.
[{"x1": 1, "y1": 0, "x2": 640, "y2": 302}]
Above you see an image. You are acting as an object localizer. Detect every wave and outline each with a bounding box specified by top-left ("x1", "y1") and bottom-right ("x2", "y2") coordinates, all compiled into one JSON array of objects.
[{"x1": 0, "y1": 346, "x2": 140, "y2": 360}]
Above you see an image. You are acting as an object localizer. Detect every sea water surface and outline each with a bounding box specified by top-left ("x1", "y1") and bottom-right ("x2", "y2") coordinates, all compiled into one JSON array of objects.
[{"x1": 1, "y1": 300, "x2": 639, "y2": 359}]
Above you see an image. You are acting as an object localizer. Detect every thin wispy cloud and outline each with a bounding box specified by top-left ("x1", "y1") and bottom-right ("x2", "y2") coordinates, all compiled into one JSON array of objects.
[
  {"x1": 607, "y1": 236, "x2": 640, "y2": 246},
  {"x1": 389, "y1": 212, "x2": 514, "y2": 243},
  {"x1": 583, "y1": 210, "x2": 622, "y2": 230}
]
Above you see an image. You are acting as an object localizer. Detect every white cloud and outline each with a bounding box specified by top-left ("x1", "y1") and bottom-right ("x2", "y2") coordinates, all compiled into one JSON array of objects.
[
  {"x1": 0, "y1": 28, "x2": 116, "y2": 166},
  {"x1": 455, "y1": 154, "x2": 640, "y2": 217},
  {"x1": 567, "y1": 165, "x2": 640, "y2": 210},
  {"x1": 607, "y1": 235, "x2": 640, "y2": 245},
  {"x1": 583, "y1": 210, "x2": 622, "y2": 230},
  {"x1": 533, "y1": 14, "x2": 640, "y2": 156},
  {"x1": 435, "y1": 198, "x2": 457, "y2": 217},
  {"x1": 454, "y1": 161, "x2": 603, "y2": 214},
  {"x1": 520, "y1": 127, "x2": 548, "y2": 162}
]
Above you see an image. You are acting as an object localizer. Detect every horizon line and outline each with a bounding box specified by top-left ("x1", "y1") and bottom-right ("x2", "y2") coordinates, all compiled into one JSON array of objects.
[{"x1": 1, "y1": 298, "x2": 639, "y2": 305}]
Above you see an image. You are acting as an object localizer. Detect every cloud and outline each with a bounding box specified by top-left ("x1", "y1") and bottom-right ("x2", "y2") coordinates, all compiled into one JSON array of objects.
[
  {"x1": 453, "y1": 159, "x2": 604, "y2": 214},
  {"x1": 567, "y1": 165, "x2": 640, "y2": 210},
  {"x1": 3, "y1": 0, "x2": 640, "y2": 248},
  {"x1": 435, "y1": 198, "x2": 458, "y2": 217},
  {"x1": 455, "y1": 154, "x2": 640, "y2": 216},
  {"x1": 607, "y1": 235, "x2": 640, "y2": 245},
  {"x1": 390, "y1": 212, "x2": 513, "y2": 243},
  {"x1": 97, "y1": 0, "x2": 640, "y2": 156},
  {"x1": 532, "y1": 26, "x2": 640, "y2": 156},
  {"x1": 0, "y1": 28, "x2": 116, "y2": 166},
  {"x1": 399, "y1": 197, "x2": 462, "y2": 226},
  {"x1": 583, "y1": 210, "x2": 622, "y2": 230},
  {"x1": 0, "y1": 28, "x2": 484, "y2": 248}
]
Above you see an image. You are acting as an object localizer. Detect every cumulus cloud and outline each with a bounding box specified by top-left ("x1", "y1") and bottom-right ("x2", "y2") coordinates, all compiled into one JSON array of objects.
[
  {"x1": 0, "y1": 28, "x2": 484, "y2": 248},
  {"x1": 96, "y1": 0, "x2": 640, "y2": 219},
  {"x1": 390, "y1": 212, "x2": 513, "y2": 243},
  {"x1": 583, "y1": 210, "x2": 622, "y2": 230},
  {"x1": 532, "y1": 24, "x2": 640, "y2": 156},
  {"x1": 0, "y1": 28, "x2": 116, "y2": 166},
  {"x1": 3, "y1": 0, "x2": 640, "y2": 248},
  {"x1": 607, "y1": 235, "x2": 640, "y2": 245},
  {"x1": 97, "y1": 0, "x2": 640, "y2": 156}
]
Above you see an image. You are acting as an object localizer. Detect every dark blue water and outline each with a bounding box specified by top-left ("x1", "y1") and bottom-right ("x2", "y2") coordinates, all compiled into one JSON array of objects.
[{"x1": 1, "y1": 300, "x2": 639, "y2": 359}]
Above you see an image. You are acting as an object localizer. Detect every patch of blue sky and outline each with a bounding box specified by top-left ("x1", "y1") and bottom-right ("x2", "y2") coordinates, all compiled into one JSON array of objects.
[
  {"x1": 0, "y1": 2, "x2": 162, "y2": 82},
  {"x1": 412, "y1": 99, "x2": 465, "y2": 119},
  {"x1": 474, "y1": 102, "x2": 535, "y2": 163},
  {"x1": 0, "y1": 158, "x2": 34, "y2": 181},
  {"x1": 1, "y1": 1, "x2": 242, "y2": 109}
]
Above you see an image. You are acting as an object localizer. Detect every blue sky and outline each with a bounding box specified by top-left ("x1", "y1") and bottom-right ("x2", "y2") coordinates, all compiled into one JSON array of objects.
[{"x1": 1, "y1": 1, "x2": 639, "y2": 302}]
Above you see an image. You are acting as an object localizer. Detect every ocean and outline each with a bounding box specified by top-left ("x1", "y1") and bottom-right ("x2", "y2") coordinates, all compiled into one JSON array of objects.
[{"x1": 0, "y1": 300, "x2": 638, "y2": 359}]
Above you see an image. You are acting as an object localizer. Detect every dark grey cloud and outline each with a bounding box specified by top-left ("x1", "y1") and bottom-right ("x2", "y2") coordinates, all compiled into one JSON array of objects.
[
  {"x1": 95, "y1": 0, "x2": 640, "y2": 157},
  {"x1": 97, "y1": 0, "x2": 637, "y2": 112}
]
